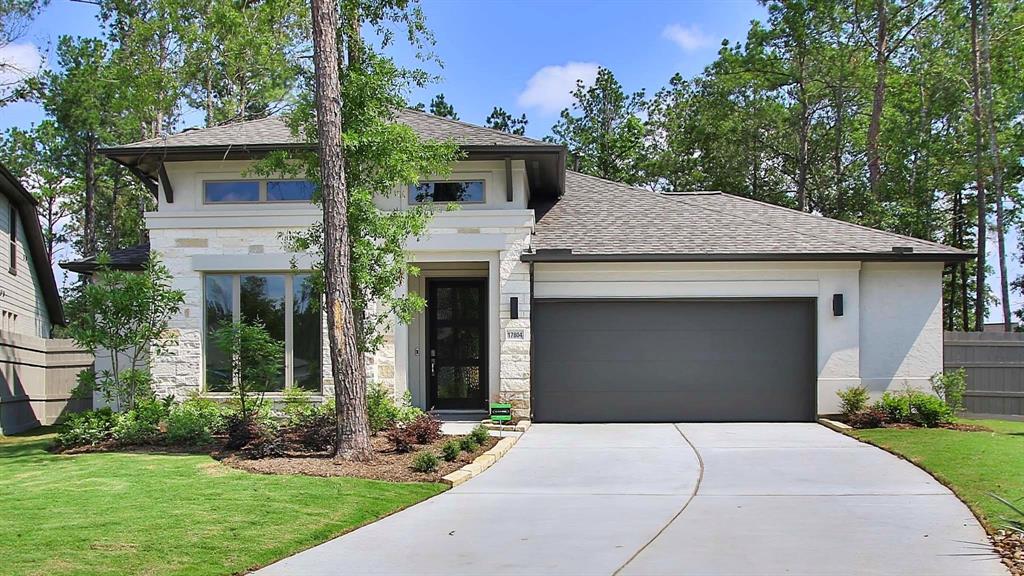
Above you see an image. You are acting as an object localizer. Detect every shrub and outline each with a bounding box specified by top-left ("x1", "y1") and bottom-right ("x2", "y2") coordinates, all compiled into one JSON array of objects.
[
  {"x1": 458, "y1": 436, "x2": 479, "y2": 453},
  {"x1": 385, "y1": 426, "x2": 417, "y2": 453},
  {"x1": 406, "y1": 414, "x2": 442, "y2": 444},
  {"x1": 440, "y1": 439, "x2": 461, "y2": 462},
  {"x1": 847, "y1": 407, "x2": 887, "y2": 429},
  {"x1": 56, "y1": 408, "x2": 117, "y2": 448},
  {"x1": 931, "y1": 369, "x2": 967, "y2": 413},
  {"x1": 281, "y1": 386, "x2": 316, "y2": 427},
  {"x1": 470, "y1": 424, "x2": 490, "y2": 445},
  {"x1": 166, "y1": 397, "x2": 223, "y2": 445},
  {"x1": 875, "y1": 391, "x2": 911, "y2": 422},
  {"x1": 111, "y1": 399, "x2": 166, "y2": 445},
  {"x1": 909, "y1": 393, "x2": 953, "y2": 427},
  {"x1": 836, "y1": 386, "x2": 870, "y2": 417},
  {"x1": 223, "y1": 409, "x2": 276, "y2": 450},
  {"x1": 299, "y1": 404, "x2": 336, "y2": 452},
  {"x1": 411, "y1": 451, "x2": 439, "y2": 473},
  {"x1": 210, "y1": 320, "x2": 284, "y2": 420},
  {"x1": 367, "y1": 384, "x2": 424, "y2": 434},
  {"x1": 248, "y1": 426, "x2": 285, "y2": 459}
]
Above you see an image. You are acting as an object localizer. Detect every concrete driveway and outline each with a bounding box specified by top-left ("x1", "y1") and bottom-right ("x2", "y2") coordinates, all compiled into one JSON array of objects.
[{"x1": 256, "y1": 423, "x2": 1006, "y2": 576}]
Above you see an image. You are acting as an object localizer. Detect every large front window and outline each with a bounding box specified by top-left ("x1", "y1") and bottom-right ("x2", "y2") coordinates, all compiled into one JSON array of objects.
[{"x1": 204, "y1": 273, "x2": 321, "y2": 393}]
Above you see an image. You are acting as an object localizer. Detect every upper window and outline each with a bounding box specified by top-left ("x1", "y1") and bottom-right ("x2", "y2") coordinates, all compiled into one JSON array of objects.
[
  {"x1": 409, "y1": 180, "x2": 485, "y2": 204},
  {"x1": 204, "y1": 179, "x2": 315, "y2": 204}
]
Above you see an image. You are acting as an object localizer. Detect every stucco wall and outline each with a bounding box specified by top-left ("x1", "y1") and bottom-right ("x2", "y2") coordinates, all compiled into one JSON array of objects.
[{"x1": 859, "y1": 262, "x2": 944, "y2": 399}]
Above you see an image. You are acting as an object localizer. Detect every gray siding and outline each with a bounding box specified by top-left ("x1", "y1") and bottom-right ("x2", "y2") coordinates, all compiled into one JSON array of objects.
[
  {"x1": 944, "y1": 331, "x2": 1024, "y2": 417},
  {"x1": 0, "y1": 194, "x2": 51, "y2": 338}
]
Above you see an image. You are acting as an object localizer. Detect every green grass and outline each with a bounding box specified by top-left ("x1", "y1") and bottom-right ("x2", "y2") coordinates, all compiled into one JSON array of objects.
[
  {"x1": 851, "y1": 418, "x2": 1024, "y2": 531},
  {"x1": 0, "y1": 428, "x2": 446, "y2": 576}
]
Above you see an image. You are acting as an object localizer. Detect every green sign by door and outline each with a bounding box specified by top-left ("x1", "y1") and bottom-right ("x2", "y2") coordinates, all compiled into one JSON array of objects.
[{"x1": 490, "y1": 402, "x2": 512, "y2": 423}]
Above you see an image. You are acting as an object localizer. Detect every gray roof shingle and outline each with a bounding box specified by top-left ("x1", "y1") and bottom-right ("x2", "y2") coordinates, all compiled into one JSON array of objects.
[
  {"x1": 60, "y1": 241, "x2": 150, "y2": 274},
  {"x1": 530, "y1": 171, "x2": 969, "y2": 261},
  {"x1": 110, "y1": 108, "x2": 549, "y2": 150}
]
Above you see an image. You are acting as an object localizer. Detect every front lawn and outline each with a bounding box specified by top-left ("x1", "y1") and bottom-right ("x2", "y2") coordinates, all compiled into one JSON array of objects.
[
  {"x1": 851, "y1": 418, "x2": 1024, "y2": 530},
  {"x1": 0, "y1": 428, "x2": 445, "y2": 576}
]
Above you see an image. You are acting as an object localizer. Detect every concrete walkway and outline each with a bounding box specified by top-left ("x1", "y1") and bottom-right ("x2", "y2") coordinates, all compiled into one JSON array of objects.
[{"x1": 255, "y1": 423, "x2": 1005, "y2": 576}]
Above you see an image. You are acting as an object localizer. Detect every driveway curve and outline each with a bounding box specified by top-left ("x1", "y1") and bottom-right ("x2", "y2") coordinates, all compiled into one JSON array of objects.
[{"x1": 255, "y1": 423, "x2": 1005, "y2": 576}]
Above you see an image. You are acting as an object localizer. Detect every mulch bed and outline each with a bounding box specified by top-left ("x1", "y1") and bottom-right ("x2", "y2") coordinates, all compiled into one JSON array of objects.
[
  {"x1": 221, "y1": 434, "x2": 500, "y2": 483},
  {"x1": 995, "y1": 531, "x2": 1024, "y2": 576},
  {"x1": 832, "y1": 417, "x2": 993, "y2": 432}
]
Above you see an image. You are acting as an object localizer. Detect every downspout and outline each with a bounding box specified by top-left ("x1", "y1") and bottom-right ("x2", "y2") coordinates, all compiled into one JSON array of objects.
[{"x1": 528, "y1": 260, "x2": 535, "y2": 422}]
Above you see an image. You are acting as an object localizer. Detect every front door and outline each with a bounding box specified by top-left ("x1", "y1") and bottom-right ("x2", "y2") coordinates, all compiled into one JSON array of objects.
[{"x1": 428, "y1": 279, "x2": 487, "y2": 410}]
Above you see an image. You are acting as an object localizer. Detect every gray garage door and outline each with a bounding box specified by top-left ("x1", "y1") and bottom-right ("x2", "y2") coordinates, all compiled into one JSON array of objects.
[{"x1": 532, "y1": 299, "x2": 816, "y2": 423}]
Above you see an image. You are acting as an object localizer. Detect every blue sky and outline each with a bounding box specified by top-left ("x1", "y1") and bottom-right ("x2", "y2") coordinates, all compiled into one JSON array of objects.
[{"x1": 1, "y1": 0, "x2": 1019, "y2": 321}]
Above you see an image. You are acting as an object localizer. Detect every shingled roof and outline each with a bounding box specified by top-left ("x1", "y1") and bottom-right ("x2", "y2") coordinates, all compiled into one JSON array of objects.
[
  {"x1": 108, "y1": 108, "x2": 548, "y2": 151},
  {"x1": 60, "y1": 241, "x2": 150, "y2": 274},
  {"x1": 526, "y1": 171, "x2": 970, "y2": 262}
]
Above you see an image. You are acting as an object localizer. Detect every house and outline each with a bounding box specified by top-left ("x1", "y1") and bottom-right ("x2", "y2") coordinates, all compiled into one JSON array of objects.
[
  {"x1": 62, "y1": 109, "x2": 970, "y2": 423},
  {"x1": 0, "y1": 164, "x2": 90, "y2": 434}
]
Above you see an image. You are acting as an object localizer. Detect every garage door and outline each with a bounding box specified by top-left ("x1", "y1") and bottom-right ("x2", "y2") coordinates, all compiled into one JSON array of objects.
[{"x1": 532, "y1": 299, "x2": 816, "y2": 422}]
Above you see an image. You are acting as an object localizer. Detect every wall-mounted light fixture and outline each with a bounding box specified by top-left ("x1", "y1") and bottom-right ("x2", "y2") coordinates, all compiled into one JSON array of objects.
[
  {"x1": 832, "y1": 294, "x2": 844, "y2": 317},
  {"x1": 510, "y1": 296, "x2": 519, "y2": 319}
]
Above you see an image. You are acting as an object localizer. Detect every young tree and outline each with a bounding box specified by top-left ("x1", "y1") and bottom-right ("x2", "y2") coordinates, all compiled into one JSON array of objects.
[
  {"x1": 210, "y1": 321, "x2": 284, "y2": 421},
  {"x1": 64, "y1": 255, "x2": 185, "y2": 410},
  {"x1": 549, "y1": 67, "x2": 648, "y2": 185},
  {"x1": 485, "y1": 106, "x2": 527, "y2": 135}
]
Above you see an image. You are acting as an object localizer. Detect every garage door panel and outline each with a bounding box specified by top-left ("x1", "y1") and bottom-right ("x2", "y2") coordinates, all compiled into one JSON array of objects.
[{"x1": 532, "y1": 300, "x2": 815, "y2": 423}]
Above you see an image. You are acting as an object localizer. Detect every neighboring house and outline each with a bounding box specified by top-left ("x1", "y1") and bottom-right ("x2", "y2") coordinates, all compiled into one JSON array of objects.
[
  {"x1": 0, "y1": 164, "x2": 90, "y2": 434},
  {"x1": 62, "y1": 110, "x2": 971, "y2": 423}
]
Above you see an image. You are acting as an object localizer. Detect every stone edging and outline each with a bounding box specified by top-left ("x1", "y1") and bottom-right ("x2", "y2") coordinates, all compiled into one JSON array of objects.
[
  {"x1": 818, "y1": 417, "x2": 852, "y2": 432},
  {"x1": 441, "y1": 420, "x2": 532, "y2": 486}
]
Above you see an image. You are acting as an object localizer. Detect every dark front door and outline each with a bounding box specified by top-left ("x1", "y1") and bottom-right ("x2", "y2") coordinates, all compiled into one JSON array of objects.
[{"x1": 428, "y1": 279, "x2": 487, "y2": 410}]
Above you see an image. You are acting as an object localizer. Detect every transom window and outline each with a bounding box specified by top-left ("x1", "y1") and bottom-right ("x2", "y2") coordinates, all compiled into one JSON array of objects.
[
  {"x1": 408, "y1": 180, "x2": 485, "y2": 204},
  {"x1": 204, "y1": 273, "x2": 321, "y2": 393},
  {"x1": 204, "y1": 179, "x2": 315, "y2": 204}
]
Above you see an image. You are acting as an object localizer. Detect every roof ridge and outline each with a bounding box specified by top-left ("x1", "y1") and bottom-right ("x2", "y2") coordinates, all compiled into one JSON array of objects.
[
  {"x1": 399, "y1": 107, "x2": 549, "y2": 146},
  {"x1": 719, "y1": 193, "x2": 967, "y2": 253}
]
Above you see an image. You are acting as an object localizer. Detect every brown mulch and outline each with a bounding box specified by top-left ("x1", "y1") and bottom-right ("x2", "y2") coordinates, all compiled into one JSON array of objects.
[
  {"x1": 221, "y1": 434, "x2": 500, "y2": 483},
  {"x1": 53, "y1": 440, "x2": 221, "y2": 455},
  {"x1": 832, "y1": 416, "x2": 993, "y2": 432},
  {"x1": 995, "y1": 531, "x2": 1024, "y2": 575}
]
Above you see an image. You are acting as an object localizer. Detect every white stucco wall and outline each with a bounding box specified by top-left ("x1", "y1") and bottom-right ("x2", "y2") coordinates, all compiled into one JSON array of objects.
[{"x1": 533, "y1": 260, "x2": 943, "y2": 415}]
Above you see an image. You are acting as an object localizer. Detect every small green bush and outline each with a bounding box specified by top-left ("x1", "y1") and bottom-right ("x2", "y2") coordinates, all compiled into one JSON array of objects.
[
  {"x1": 111, "y1": 398, "x2": 167, "y2": 445},
  {"x1": 440, "y1": 439, "x2": 461, "y2": 461},
  {"x1": 836, "y1": 386, "x2": 870, "y2": 417},
  {"x1": 931, "y1": 369, "x2": 967, "y2": 413},
  {"x1": 166, "y1": 397, "x2": 223, "y2": 445},
  {"x1": 411, "y1": 451, "x2": 439, "y2": 473},
  {"x1": 367, "y1": 384, "x2": 423, "y2": 434},
  {"x1": 56, "y1": 408, "x2": 117, "y2": 448},
  {"x1": 281, "y1": 386, "x2": 316, "y2": 427},
  {"x1": 909, "y1": 393, "x2": 953, "y2": 427},
  {"x1": 470, "y1": 424, "x2": 490, "y2": 445},
  {"x1": 458, "y1": 436, "x2": 479, "y2": 453},
  {"x1": 875, "y1": 391, "x2": 911, "y2": 422}
]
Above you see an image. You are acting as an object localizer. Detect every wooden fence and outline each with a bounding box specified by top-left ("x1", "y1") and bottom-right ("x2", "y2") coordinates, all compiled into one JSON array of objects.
[{"x1": 944, "y1": 331, "x2": 1024, "y2": 417}]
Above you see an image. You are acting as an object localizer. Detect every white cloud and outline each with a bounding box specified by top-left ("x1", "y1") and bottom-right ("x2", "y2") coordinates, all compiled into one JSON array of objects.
[
  {"x1": 0, "y1": 42, "x2": 43, "y2": 92},
  {"x1": 662, "y1": 24, "x2": 712, "y2": 52},
  {"x1": 517, "y1": 61, "x2": 599, "y2": 115}
]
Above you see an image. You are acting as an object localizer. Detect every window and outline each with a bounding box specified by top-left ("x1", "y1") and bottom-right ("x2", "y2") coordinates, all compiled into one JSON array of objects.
[
  {"x1": 8, "y1": 205, "x2": 16, "y2": 275},
  {"x1": 204, "y1": 179, "x2": 315, "y2": 204},
  {"x1": 409, "y1": 180, "x2": 485, "y2": 204},
  {"x1": 204, "y1": 273, "x2": 321, "y2": 393}
]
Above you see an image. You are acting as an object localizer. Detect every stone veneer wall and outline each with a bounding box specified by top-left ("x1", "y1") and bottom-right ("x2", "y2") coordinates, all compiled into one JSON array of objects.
[{"x1": 498, "y1": 229, "x2": 532, "y2": 418}]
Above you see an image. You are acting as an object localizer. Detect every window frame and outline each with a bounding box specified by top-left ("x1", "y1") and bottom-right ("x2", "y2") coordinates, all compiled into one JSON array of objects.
[
  {"x1": 407, "y1": 179, "x2": 487, "y2": 205},
  {"x1": 202, "y1": 272, "x2": 322, "y2": 395},
  {"x1": 8, "y1": 205, "x2": 16, "y2": 276},
  {"x1": 202, "y1": 179, "x2": 315, "y2": 205}
]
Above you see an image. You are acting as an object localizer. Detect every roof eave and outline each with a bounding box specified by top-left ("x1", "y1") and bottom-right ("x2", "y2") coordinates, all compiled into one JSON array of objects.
[{"x1": 521, "y1": 251, "x2": 975, "y2": 264}]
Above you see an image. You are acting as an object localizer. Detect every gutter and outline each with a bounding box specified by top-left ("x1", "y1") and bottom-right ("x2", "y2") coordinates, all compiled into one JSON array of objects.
[{"x1": 520, "y1": 250, "x2": 975, "y2": 264}]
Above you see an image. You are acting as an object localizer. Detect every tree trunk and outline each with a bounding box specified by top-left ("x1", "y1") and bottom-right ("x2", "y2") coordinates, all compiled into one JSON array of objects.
[
  {"x1": 979, "y1": 0, "x2": 1009, "y2": 330},
  {"x1": 866, "y1": 0, "x2": 888, "y2": 200},
  {"x1": 795, "y1": 62, "x2": 809, "y2": 212},
  {"x1": 84, "y1": 136, "x2": 97, "y2": 257},
  {"x1": 969, "y1": 0, "x2": 987, "y2": 332},
  {"x1": 310, "y1": 0, "x2": 372, "y2": 461}
]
